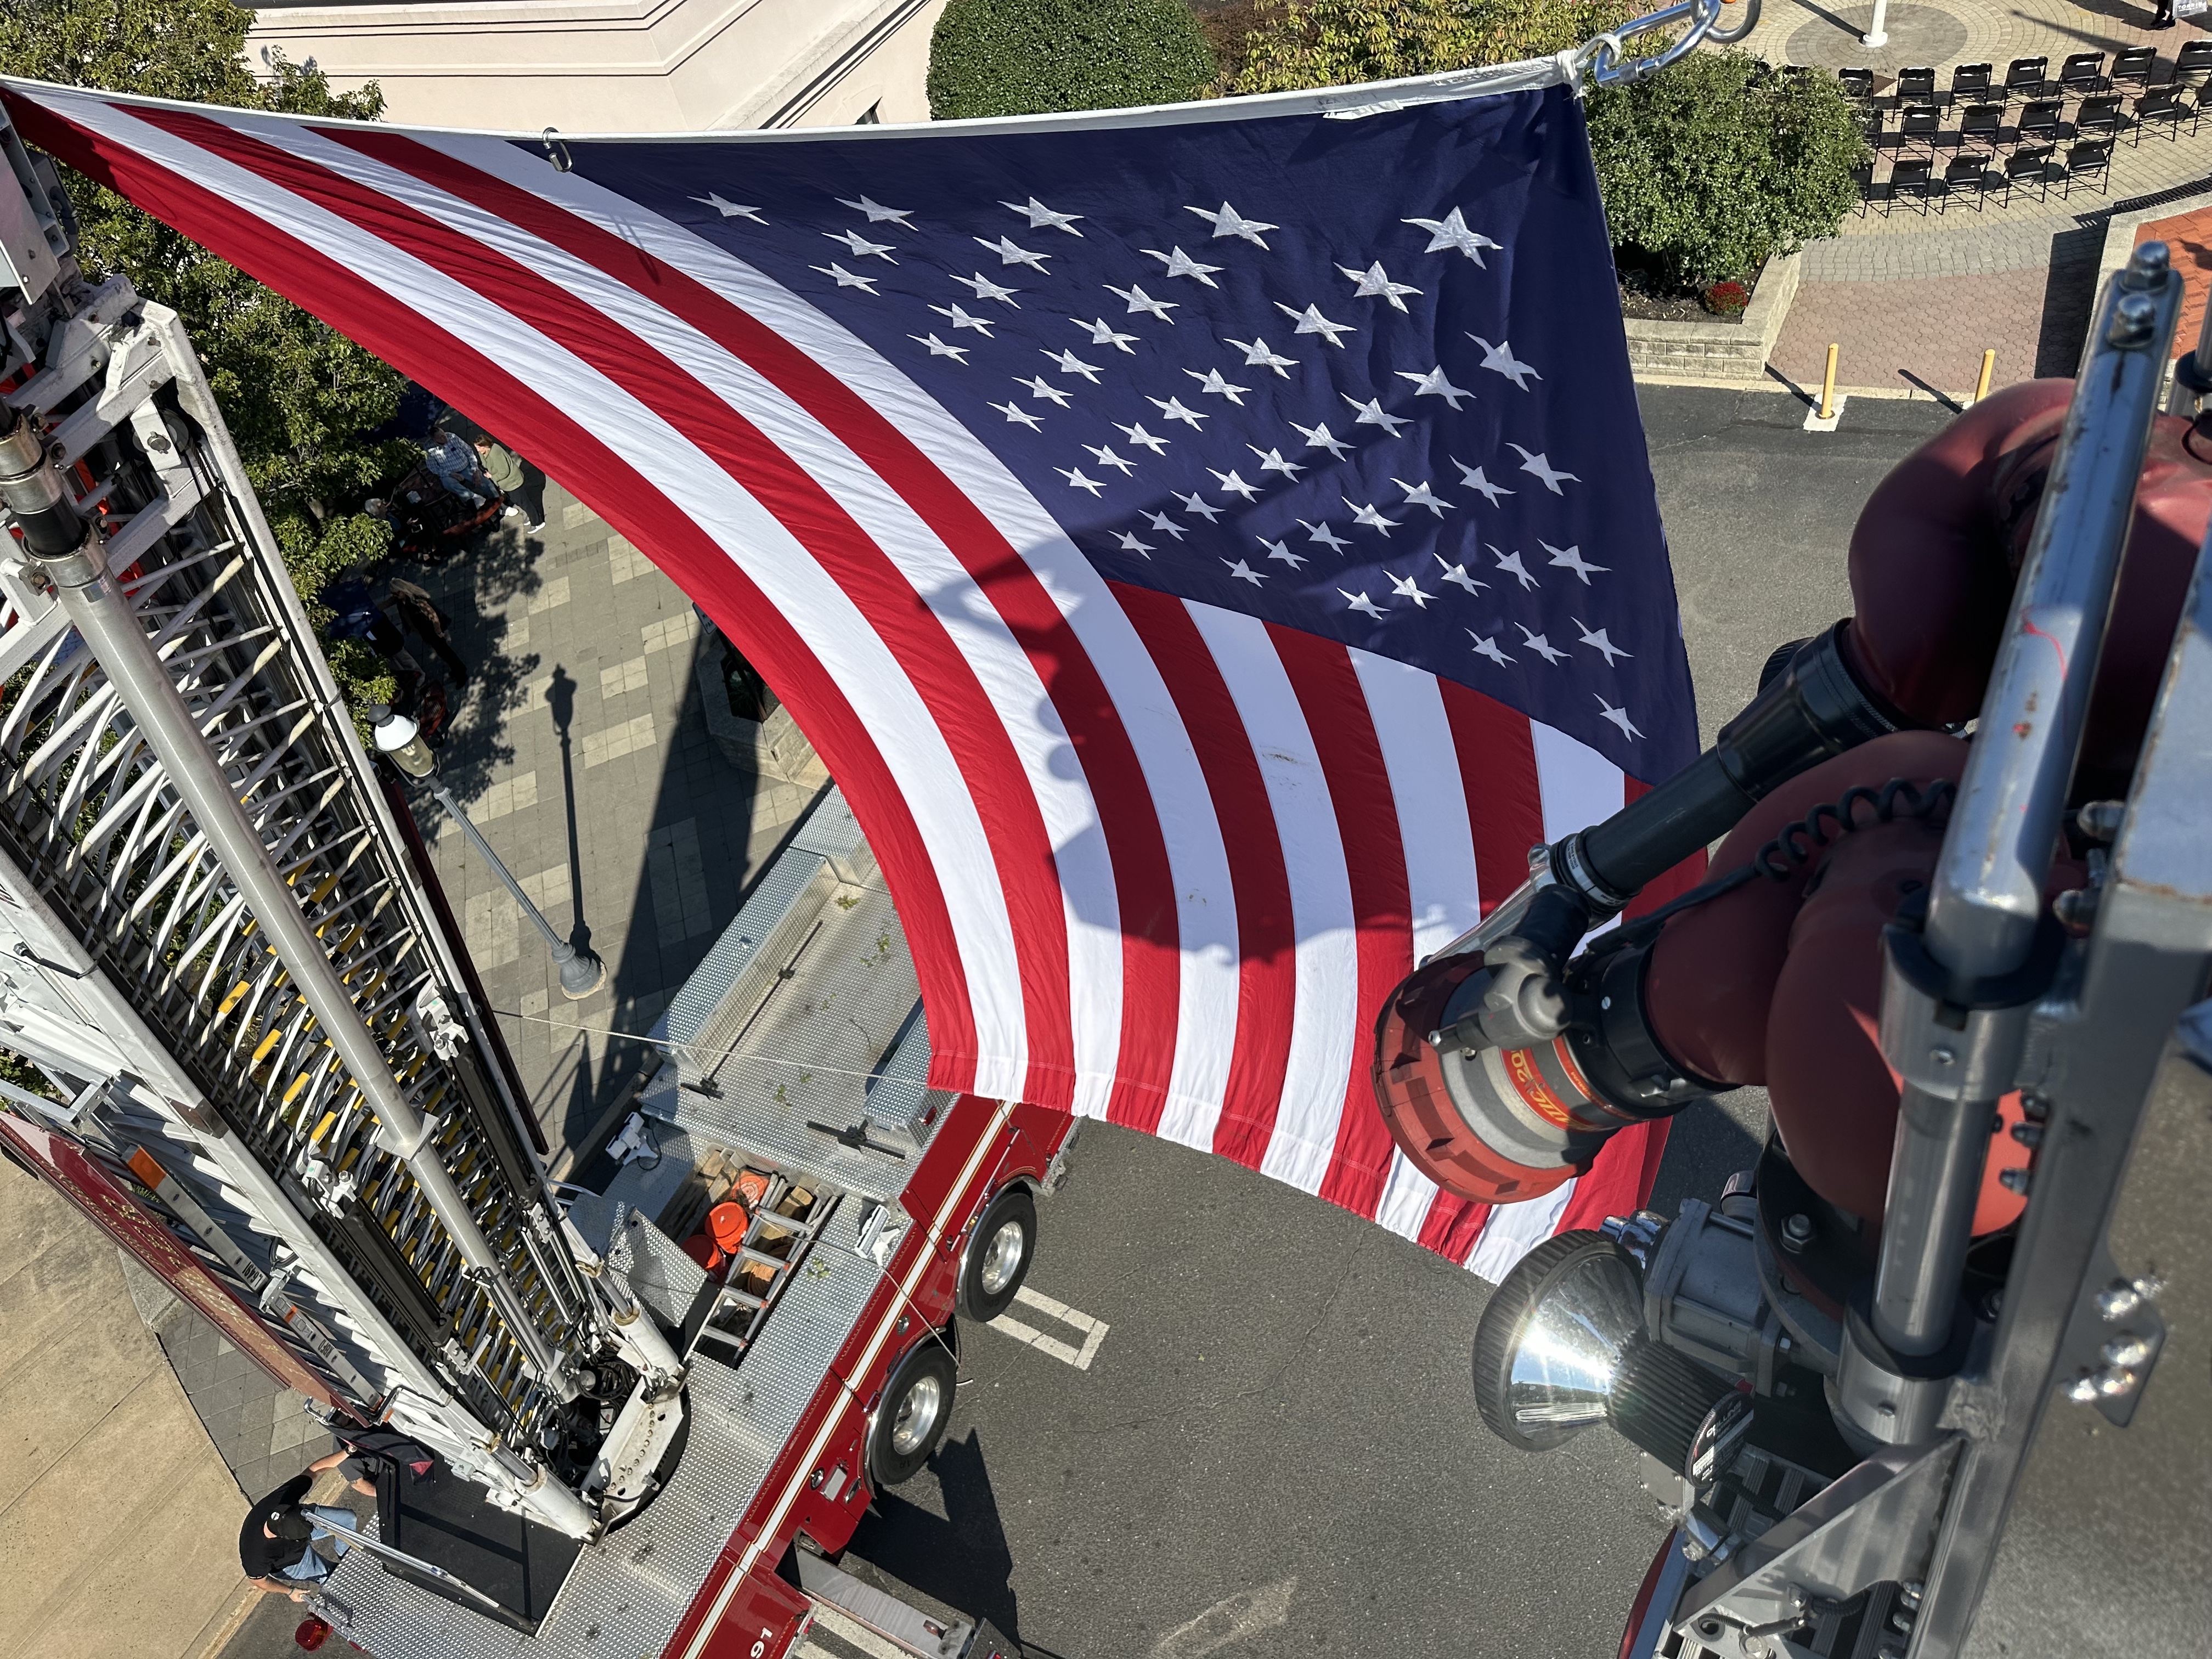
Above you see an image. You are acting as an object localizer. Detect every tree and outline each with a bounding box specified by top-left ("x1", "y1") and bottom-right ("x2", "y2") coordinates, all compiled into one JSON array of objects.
[
  {"x1": 1227, "y1": 0, "x2": 1634, "y2": 94},
  {"x1": 928, "y1": 0, "x2": 1218, "y2": 120},
  {"x1": 0, "y1": 0, "x2": 413, "y2": 712},
  {"x1": 1588, "y1": 53, "x2": 1865, "y2": 288}
]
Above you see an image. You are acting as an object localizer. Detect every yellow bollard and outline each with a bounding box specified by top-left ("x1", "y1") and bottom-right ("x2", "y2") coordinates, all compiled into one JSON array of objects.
[
  {"x1": 1819, "y1": 343, "x2": 1839, "y2": 421},
  {"x1": 1973, "y1": 348, "x2": 1996, "y2": 406}
]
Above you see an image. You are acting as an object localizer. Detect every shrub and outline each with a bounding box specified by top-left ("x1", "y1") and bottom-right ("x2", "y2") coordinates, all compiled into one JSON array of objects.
[
  {"x1": 927, "y1": 0, "x2": 1218, "y2": 119},
  {"x1": 1702, "y1": 279, "x2": 1751, "y2": 317},
  {"x1": 1228, "y1": 0, "x2": 1636, "y2": 94},
  {"x1": 1588, "y1": 54, "x2": 1865, "y2": 289}
]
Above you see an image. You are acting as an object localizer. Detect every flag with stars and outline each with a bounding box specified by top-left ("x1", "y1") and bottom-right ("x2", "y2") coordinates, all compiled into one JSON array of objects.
[{"x1": 5, "y1": 56, "x2": 1697, "y2": 1277}]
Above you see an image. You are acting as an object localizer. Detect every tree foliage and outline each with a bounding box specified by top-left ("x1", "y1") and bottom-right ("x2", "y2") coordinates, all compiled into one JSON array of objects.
[
  {"x1": 928, "y1": 0, "x2": 1218, "y2": 119},
  {"x1": 0, "y1": 0, "x2": 411, "y2": 703},
  {"x1": 1227, "y1": 0, "x2": 1634, "y2": 94},
  {"x1": 1588, "y1": 52, "x2": 1865, "y2": 287}
]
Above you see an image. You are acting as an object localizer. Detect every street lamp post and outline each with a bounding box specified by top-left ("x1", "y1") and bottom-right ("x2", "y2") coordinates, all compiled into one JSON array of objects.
[
  {"x1": 1862, "y1": 0, "x2": 1888, "y2": 47},
  {"x1": 371, "y1": 706, "x2": 606, "y2": 1000}
]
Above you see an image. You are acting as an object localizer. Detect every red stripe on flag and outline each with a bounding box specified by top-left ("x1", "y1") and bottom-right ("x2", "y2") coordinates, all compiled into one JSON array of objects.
[
  {"x1": 1437, "y1": 681, "x2": 1545, "y2": 918},
  {"x1": 136, "y1": 104, "x2": 1082, "y2": 1105},
  {"x1": 335, "y1": 127, "x2": 1184, "y2": 1131},
  {"x1": 1114, "y1": 585, "x2": 1295, "y2": 1169},
  {"x1": 1419, "y1": 1192, "x2": 1496, "y2": 1262},
  {"x1": 1554, "y1": 1120, "x2": 1670, "y2": 1234},
  {"x1": 1267, "y1": 625, "x2": 1411, "y2": 1219},
  {"x1": 0, "y1": 91, "x2": 984, "y2": 1087}
]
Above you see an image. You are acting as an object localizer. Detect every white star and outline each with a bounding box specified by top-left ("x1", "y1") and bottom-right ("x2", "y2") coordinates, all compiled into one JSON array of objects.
[
  {"x1": 1142, "y1": 246, "x2": 1224, "y2": 286},
  {"x1": 1149, "y1": 396, "x2": 1207, "y2": 430},
  {"x1": 1403, "y1": 207, "x2": 1502, "y2": 264},
  {"x1": 930, "y1": 303, "x2": 996, "y2": 335},
  {"x1": 1186, "y1": 201, "x2": 1279, "y2": 247},
  {"x1": 1290, "y1": 420, "x2": 1353, "y2": 460},
  {"x1": 952, "y1": 272, "x2": 1021, "y2": 305},
  {"x1": 1544, "y1": 541, "x2": 1609, "y2": 584},
  {"x1": 1393, "y1": 478, "x2": 1452, "y2": 516},
  {"x1": 1339, "y1": 261, "x2": 1421, "y2": 311},
  {"x1": 1468, "y1": 335, "x2": 1542, "y2": 390},
  {"x1": 1490, "y1": 545, "x2": 1538, "y2": 590},
  {"x1": 1186, "y1": 368, "x2": 1251, "y2": 405},
  {"x1": 1112, "y1": 532, "x2": 1154, "y2": 557},
  {"x1": 976, "y1": 234, "x2": 1049, "y2": 270},
  {"x1": 1209, "y1": 469, "x2": 1261, "y2": 501},
  {"x1": 1260, "y1": 537, "x2": 1307, "y2": 569},
  {"x1": 1575, "y1": 620, "x2": 1632, "y2": 665},
  {"x1": 1346, "y1": 499, "x2": 1402, "y2": 536},
  {"x1": 1045, "y1": 348, "x2": 1104, "y2": 383},
  {"x1": 1223, "y1": 558, "x2": 1266, "y2": 586},
  {"x1": 1469, "y1": 631, "x2": 1515, "y2": 668},
  {"x1": 1224, "y1": 336, "x2": 1297, "y2": 377},
  {"x1": 1436, "y1": 555, "x2": 1486, "y2": 594},
  {"x1": 811, "y1": 263, "x2": 879, "y2": 293},
  {"x1": 1597, "y1": 696, "x2": 1645, "y2": 741},
  {"x1": 1248, "y1": 445, "x2": 1307, "y2": 480},
  {"x1": 989, "y1": 400, "x2": 1043, "y2": 431},
  {"x1": 1003, "y1": 197, "x2": 1084, "y2": 235},
  {"x1": 1396, "y1": 365, "x2": 1474, "y2": 409},
  {"x1": 1076, "y1": 318, "x2": 1138, "y2": 353},
  {"x1": 1143, "y1": 511, "x2": 1190, "y2": 541},
  {"x1": 1452, "y1": 460, "x2": 1514, "y2": 505},
  {"x1": 1017, "y1": 375, "x2": 1071, "y2": 407},
  {"x1": 1107, "y1": 284, "x2": 1179, "y2": 323},
  {"x1": 1340, "y1": 589, "x2": 1389, "y2": 621},
  {"x1": 1510, "y1": 444, "x2": 1578, "y2": 494},
  {"x1": 694, "y1": 193, "x2": 766, "y2": 223},
  {"x1": 1085, "y1": 444, "x2": 1136, "y2": 476},
  {"x1": 1302, "y1": 519, "x2": 1352, "y2": 552},
  {"x1": 1058, "y1": 467, "x2": 1105, "y2": 495},
  {"x1": 1389, "y1": 572, "x2": 1436, "y2": 608},
  {"x1": 1174, "y1": 491, "x2": 1223, "y2": 522},
  {"x1": 1115, "y1": 421, "x2": 1171, "y2": 455},
  {"x1": 1518, "y1": 625, "x2": 1568, "y2": 665},
  {"x1": 827, "y1": 228, "x2": 896, "y2": 261},
  {"x1": 1341, "y1": 394, "x2": 1412, "y2": 437},
  {"x1": 838, "y1": 195, "x2": 914, "y2": 225},
  {"x1": 910, "y1": 332, "x2": 968, "y2": 362},
  {"x1": 1275, "y1": 302, "x2": 1356, "y2": 347}
]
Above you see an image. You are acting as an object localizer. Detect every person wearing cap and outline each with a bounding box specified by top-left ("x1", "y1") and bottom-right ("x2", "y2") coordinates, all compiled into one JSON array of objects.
[{"x1": 239, "y1": 1472, "x2": 361, "y2": 1601}]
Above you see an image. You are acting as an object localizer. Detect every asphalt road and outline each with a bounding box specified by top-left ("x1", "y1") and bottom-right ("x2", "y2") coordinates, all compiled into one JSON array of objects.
[{"x1": 218, "y1": 383, "x2": 1962, "y2": 1659}]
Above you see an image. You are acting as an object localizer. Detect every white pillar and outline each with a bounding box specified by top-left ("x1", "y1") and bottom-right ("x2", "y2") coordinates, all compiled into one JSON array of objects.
[{"x1": 1863, "y1": 0, "x2": 1889, "y2": 47}]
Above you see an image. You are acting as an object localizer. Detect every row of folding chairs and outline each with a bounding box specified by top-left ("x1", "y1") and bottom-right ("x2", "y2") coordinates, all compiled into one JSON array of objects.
[
  {"x1": 1856, "y1": 141, "x2": 2113, "y2": 215},
  {"x1": 1839, "y1": 43, "x2": 2212, "y2": 108},
  {"x1": 1869, "y1": 84, "x2": 2208, "y2": 154}
]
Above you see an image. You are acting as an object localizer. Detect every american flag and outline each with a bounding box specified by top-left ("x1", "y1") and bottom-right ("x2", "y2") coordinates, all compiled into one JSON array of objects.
[{"x1": 4, "y1": 64, "x2": 1700, "y2": 1278}]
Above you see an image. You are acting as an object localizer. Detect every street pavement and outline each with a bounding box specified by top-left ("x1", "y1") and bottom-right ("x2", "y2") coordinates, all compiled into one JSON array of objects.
[{"x1": 183, "y1": 382, "x2": 1955, "y2": 1658}]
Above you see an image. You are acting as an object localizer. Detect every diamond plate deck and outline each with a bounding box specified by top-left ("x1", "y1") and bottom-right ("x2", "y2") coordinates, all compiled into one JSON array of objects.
[{"x1": 317, "y1": 1200, "x2": 882, "y2": 1659}]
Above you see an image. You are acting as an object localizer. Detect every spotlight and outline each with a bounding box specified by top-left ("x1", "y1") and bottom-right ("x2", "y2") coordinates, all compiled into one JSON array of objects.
[{"x1": 1472, "y1": 1231, "x2": 1751, "y2": 1483}]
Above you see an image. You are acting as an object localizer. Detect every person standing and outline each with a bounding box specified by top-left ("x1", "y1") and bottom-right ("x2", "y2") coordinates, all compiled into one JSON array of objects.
[
  {"x1": 476, "y1": 435, "x2": 545, "y2": 532},
  {"x1": 386, "y1": 574, "x2": 470, "y2": 689},
  {"x1": 422, "y1": 422, "x2": 493, "y2": 507},
  {"x1": 2155, "y1": 0, "x2": 2175, "y2": 26}
]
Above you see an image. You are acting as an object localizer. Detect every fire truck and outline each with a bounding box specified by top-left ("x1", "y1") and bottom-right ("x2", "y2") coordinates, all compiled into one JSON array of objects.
[{"x1": 0, "y1": 109, "x2": 1063, "y2": 1659}]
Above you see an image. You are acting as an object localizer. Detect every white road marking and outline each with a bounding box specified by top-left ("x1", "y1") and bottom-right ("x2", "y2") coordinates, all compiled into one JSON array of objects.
[
  {"x1": 985, "y1": 1284, "x2": 1110, "y2": 1369},
  {"x1": 1148, "y1": 1578, "x2": 1298, "y2": 1658}
]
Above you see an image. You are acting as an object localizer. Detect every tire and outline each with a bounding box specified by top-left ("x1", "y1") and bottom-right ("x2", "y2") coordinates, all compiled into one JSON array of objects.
[
  {"x1": 1706, "y1": 0, "x2": 1761, "y2": 43},
  {"x1": 867, "y1": 1338, "x2": 957, "y2": 1487},
  {"x1": 956, "y1": 1186, "x2": 1037, "y2": 1324}
]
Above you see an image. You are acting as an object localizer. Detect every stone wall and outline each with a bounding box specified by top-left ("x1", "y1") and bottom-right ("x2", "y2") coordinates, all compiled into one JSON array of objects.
[{"x1": 1623, "y1": 253, "x2": 1802, "y2": 385}]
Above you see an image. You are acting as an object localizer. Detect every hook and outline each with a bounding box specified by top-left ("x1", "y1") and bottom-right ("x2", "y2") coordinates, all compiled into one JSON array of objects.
[{"x1": 540, "y1": 128, "x2": 573, "y2": 173}]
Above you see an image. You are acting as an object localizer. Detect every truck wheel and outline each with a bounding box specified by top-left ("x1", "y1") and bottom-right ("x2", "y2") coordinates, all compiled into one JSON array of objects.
[
  {"x1": 868, "y1": 1338, "x2": 956, "y2": 1487},
  {"x1": 957, "y1": 1186, "x2": 1037, "y2": 1324}
]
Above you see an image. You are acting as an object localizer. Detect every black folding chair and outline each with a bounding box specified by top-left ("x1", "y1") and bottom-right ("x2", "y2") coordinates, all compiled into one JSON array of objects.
[
  {"x1": 2111, "y1": 44, "x2": 2158, "y2": 89},
  {"x1": 1949, "y1": 62, "x2": 1994, "y2": 105},
  {"x1": 1898, "y1": 104, "x2": 1943, "y2": 149},
  {"x1": 2062, "y1": 140, "x2": 2112, "y2": 199},
  {"x1": 2001, "y1": 144, "x2": 2055, "y2": 206},
  {"x1": 1861, "y1": 104, "x2": 1887, "y2": 149},
  {"x1": 2004, "y1": 56, "x2": 2051, "y2": 101},
  {"x1": 1851, "y1": 160, "x2": 1877, "y2": 217},
  {"x1": 2059, "y1": 52, "x2": 2108, "y2": 95},
  {"x1": 1944, "y1": 153, "x2": 1994, "y2": 211},
  {"x1": 2175, "y1": 40, "x2": 2212, "y2": 89},
  {"x1": 2074, "y1": 95, "x2": 2122, "y2": 142},
  {"x1": 1886, "y1": 155, "x2": 1938, "y2": 215},
  {"x1": 2135, "y1": 88, "x2": 2190, "y2": 142},
  {"x1": 1958, "y1": 102, "x2": 2005, "y2": 149},
  {"x1": 1896, "y1": 66, "x2": 1938, "y2": 105},
  {"x1": 2018, "y1": 99, "x2": 2064, "y2": 143},
  {"x1": 1838, "y1": 66, "x2": 1877, "y2": 100}
]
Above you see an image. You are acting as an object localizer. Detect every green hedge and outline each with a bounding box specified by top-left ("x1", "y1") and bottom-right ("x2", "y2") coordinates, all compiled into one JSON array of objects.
[{"x1": 928, "y1": 0, "x2": 1218, "y2": 119}]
